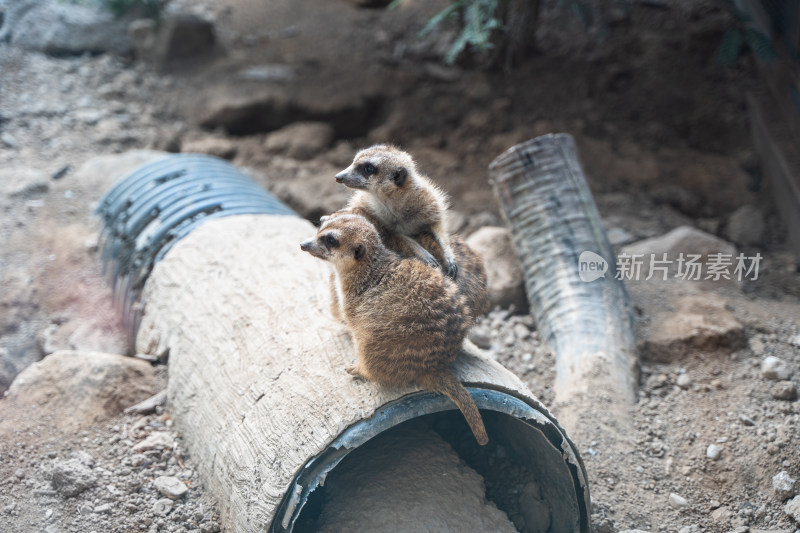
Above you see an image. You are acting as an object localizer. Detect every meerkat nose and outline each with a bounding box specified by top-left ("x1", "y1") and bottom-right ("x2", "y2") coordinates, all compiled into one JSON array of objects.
[
  {"x1": 335, "y1": 171, "x2": 346, "y2": 183},
  {"x1": 300, "y1": 240, "x2": 312, "y2": 252}
]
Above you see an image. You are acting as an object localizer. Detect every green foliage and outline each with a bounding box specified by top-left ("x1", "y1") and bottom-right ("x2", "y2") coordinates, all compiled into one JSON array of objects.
[
  {"x1": 392, "y1": 0, "x2": 596, "y2": 66},
  {"x1": 103, "y1": 0, "x2": 162, "y2": 19},
  {"x1": 392, "y1": 0, "x2": 505, "y2": 64},
  {"x1": 714, "y1": 0, "x2": 777, "y2": 66}
]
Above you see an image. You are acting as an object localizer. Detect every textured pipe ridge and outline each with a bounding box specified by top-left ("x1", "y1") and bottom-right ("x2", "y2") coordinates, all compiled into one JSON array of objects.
[
  {"x1": 489, "y1": 134, "x2": 637, "y2": 402},
  {"x1": 96, "y1": 153, "x2": 296, "y2": 334}
]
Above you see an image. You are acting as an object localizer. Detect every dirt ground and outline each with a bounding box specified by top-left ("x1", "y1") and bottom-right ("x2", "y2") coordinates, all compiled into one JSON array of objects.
[{"x1": 1, "y1": 0, "x2": 800, "y2": 531}]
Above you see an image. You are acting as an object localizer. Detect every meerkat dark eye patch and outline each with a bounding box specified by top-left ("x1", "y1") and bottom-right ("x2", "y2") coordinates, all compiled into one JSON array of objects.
[
  {"x1": 354, "y1": 244, "x2": 365, "y2": 260},
  {"x1": 324, "y1": 234, "x2": 339, "y2": 248},
  {"x1": 359, "y1": 163, "x2": 377, "y2": 176},
  {"x1": 392, "y1": 167, "x2": 407, "y2": 186}
]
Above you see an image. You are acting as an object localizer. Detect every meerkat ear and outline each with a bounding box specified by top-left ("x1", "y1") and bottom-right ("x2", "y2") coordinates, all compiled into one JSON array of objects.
[
  {"x1": 354, "y1": 244, "x2": 365, "y2": 260},
  {"x1": 392, "y1": 167, "x2": 407, "y2": 187}
]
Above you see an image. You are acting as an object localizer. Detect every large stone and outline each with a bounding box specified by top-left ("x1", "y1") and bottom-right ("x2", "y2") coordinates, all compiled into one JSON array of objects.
[
  {"x1": 152, "y1": 14, "x2": 216, "y2": 68},
  {"x1": 198, "y1": 86, "x2": 378, "y2": 137},
  {"x1": 268, "y1": 161, "x2": 350, "y2": 224},
  {"x1": 181, "y1": 135, "x2": 238, "y2": 160},
  {"x1": 773, "y1": 471, "x2": 797, "y2": 501},
  {"x1": 726, "y1": 205, "x2": 765, "y2": 247},
  {"x1": 263, "y1": 122, "x2": 335, "y2": 161},
  {"x1": 639, "y1": 294, "x2": 745, "y2": 362},
  {"x1": 0, "y1": 166, "x2": 49, "y2": 202},
  {"x1": 2, "y1": 0, "x2": 131, "y2": 55},
  {"x1": 761, "y1": 356, "x2": 792, "y2": 381},
  {"x1": 2, "y1": 351, "x2": 156, "y2": 429},
  {"x1": 621, "y1": 226, "x2": 738, "y2": 282},
  {"x1": 785, "y1": 495, "x2": 800, "y2": 522},
  {"x1": 466, "y1": 226, "x2": 528, "y2": 311}
]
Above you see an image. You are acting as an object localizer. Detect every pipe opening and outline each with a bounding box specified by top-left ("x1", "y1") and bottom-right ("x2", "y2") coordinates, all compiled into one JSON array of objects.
[{"x1": 275, "y1": 389, "x2": 589, "y2": 533}]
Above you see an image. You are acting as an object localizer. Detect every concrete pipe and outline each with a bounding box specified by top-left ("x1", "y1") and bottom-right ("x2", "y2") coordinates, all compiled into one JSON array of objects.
[{"x1": 98, "y1": 154, "x2": 591, "y2": 533}]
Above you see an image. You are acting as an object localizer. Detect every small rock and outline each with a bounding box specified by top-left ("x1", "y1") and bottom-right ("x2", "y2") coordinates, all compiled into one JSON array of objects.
[
  {"x1": 739, "y1": 414, "x2": 756, "y2": 426},
  {"x1": 468, "y1": 328, "x2": 492, "y2": 350},
  {"x1": 785, "y1": 495, "x2": 800, "y2": 521},
  {"x1": 761, "y1": 356, "x2": 791, "y2": 381},
  {"x1": 1, "y1": 132, "x2": 17, "y2": 148},
  {"x1": 711, "y1": 507, "x2": 732, "y2": 521},
  {"x1": 618, "y1": 530, "x2": 652, "y2": 533},
  {"x1": 200, "y1": 523, "x2": 221, "y2": 533},
  {"x1": 153, "y1": 476, "x2": 188, "y2": 500},
  {"x1": 749, "y1": 337, "x2": 765, "y2": 355},
  {"x1": 14, "y1": 468, "x2": 25, "y2": 479},
  {"x1": 726, "y1": 205, "x2": 765, "y2": 247},
  {"x1": 513, "y1": 323, "x2": 530, "y2": 340},
  {"x1": 94, "y1": 503, "x2": 111, "y2": 513},
  {"x1": 668, "y1": 492, "x2": 688, "y2": 509},
  {"x1": 133, "y1": 431, "x2": 173, "y2": 452},
  {"x1": 465, "y1": 226, "x2": 528, "y2": 311},
  {"x1": 706, "y1": 444, "x2": 722, "y2": 460},
  {"x1": 153, "y1": 498, "x2": 174, "y2": 516},
  {"x1": 42, "y1": 457, "x2": 97, "y2": 497},
  {"x1": 770, "y1": 381, "x2": 797, "y2": 401},
  {"x1": 676, "y1": 373, "x2": 692, "y2": 389},
  {"x1": 773, "y1": 471, "x2": 797, "y2": 501},
  {"x1": 124, "y1": 390, "x2": 167, "y2": 415},
  {"x1": 237, "y1": 64, "x2": 296, "y2": 83}
]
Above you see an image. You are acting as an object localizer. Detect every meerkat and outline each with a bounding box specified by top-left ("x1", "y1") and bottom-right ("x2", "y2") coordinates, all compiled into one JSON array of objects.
[
  {"x1": 332, "y1": 144, "x2": 459, "y2": 278},
  {"x1": 326, "y1": 145, "x2": 489, "y2": 321},
  {"x1": 300, "y1": 214, "x2": 489, "y2": 445}
]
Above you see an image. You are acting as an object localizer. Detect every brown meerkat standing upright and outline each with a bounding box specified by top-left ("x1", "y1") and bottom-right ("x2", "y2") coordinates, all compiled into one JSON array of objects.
[
  {"x1": 329, "y1": 144, "x2": 489, "y2": 321},
  {"x1": 300, "y1": 213, "x2": 489, "y2": 445}
]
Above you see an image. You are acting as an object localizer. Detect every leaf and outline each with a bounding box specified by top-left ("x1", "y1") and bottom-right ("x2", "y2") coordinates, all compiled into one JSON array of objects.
[
  {"x1": 419, "y1": 1, "x2": 463, "y2": 37},
  {"x1": 744, "y1": 28, "x2": 777, "y2": 63},
  {"x1": 717, "y1": 27, "x2": 743, "y2": 66}
]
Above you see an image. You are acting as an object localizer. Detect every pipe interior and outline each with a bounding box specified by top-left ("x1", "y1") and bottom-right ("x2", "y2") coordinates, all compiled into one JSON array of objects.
[{"x1": 292, "y1": 408, "x2": 584, "y2": 533}]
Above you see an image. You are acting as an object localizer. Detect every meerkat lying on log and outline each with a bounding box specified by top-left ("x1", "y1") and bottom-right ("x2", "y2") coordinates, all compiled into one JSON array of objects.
[{"x1": 300, "y1": 213, "x2": 489, "y2": 445}]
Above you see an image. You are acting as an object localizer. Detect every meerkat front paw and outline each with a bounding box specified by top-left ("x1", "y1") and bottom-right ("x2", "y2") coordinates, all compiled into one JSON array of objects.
[
  {"x1": 421, "y1": 253, "x2": 441, "y2": 269},
  {"x1": 444, "y1": 258, "x2": 459, "y2": 279},
  {"x1": 346, "y1": 364, "x2": 367, "y2": 380}
]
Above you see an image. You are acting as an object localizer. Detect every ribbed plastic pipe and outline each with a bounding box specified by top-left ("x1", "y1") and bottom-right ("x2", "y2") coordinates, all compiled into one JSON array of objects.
[
  {"x1": 98, "y1": 153, "x2": 591, "y2": 533},
  {"x1": 489, "y1": 133, "x2": 638, "y2": 414}
]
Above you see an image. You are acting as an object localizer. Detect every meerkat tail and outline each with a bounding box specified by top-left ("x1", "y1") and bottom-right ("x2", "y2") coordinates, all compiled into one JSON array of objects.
[{"x1": 419, "y1": 373, "x2": 488, "y2": 445}]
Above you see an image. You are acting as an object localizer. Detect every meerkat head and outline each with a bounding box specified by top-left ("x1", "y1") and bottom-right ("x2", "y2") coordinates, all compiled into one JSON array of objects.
[
  {"x1": 334, "y1": 144, "x2": 417, "y2": 197},
  {"x1": 300, "y1": 214, "x2": 383, "y2": 266}
]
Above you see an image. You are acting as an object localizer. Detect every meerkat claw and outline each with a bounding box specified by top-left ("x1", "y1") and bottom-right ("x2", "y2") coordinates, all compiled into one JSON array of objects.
[
  {"x1": 445, "y1": 260, "x2": 459, "y2": 279},
  {"x1": 346, "y1": 364, "x2": 366, "y2": 380}
]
